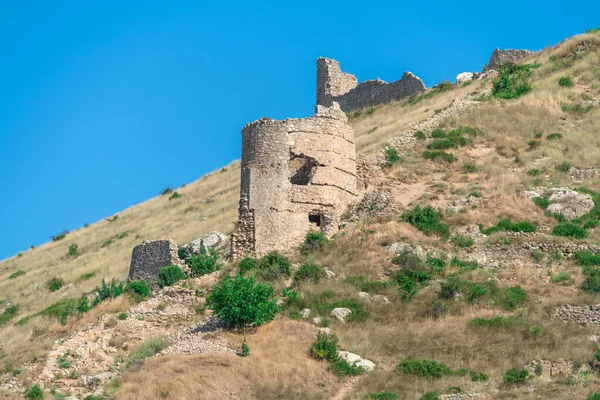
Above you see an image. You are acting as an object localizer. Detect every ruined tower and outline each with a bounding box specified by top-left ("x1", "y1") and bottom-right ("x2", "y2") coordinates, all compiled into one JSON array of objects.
[{"x1": 230, "y1": 101, "x2": 357, "y2": 258}]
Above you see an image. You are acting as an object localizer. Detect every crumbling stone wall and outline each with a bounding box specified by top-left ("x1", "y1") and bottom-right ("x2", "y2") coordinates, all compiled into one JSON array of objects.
[
  {"x1": 231, "y1": 102, "x2": 357, "y2": 258},
  {"x1": 485, "y1": 48, "x2": 535, "y2": 71},
  {"x1": 316, "y1": 57, "x2": 425, "y2": 112},
  {"x1": 128, "y1": 239, "x2": 183, "y2": 282}
]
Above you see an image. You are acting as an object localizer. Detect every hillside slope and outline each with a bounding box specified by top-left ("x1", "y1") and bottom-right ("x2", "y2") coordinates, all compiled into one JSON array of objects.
[{"x1": 2, "y1": 30, "x2": 600, "y2": 399}]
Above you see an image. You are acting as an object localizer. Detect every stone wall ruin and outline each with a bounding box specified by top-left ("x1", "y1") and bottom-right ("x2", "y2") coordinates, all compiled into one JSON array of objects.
[
  {"x1": 316, "y1": 57, "x2": 425, "y2": 112},
  {"x1": 230, "y1": 102, "x2": 357, "y2": 258},
  {"x1": 128, "y1": 239, "x2": 184, "y2": 282},
  {"x1": 485, "y1": 48, "x2": 535, "y2": 71}
]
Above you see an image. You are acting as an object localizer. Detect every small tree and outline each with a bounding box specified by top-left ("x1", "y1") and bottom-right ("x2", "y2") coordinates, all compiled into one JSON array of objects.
[
  {"x1": 207, "y1": 274, "x2": 279, "y2": 329},
  {"x1": 25, "y1": 384, "x2": 44, "y2": 400},
  {"x1": 241, "y1": 337, "x2": 250, "y2": 357}
]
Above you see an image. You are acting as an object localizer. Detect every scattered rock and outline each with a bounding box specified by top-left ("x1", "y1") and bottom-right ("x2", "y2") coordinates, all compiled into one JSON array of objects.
[
  {"x1": 179, "y1": 232, "x2": 229, "y2": 259},
  {"x1": 337, "y1": 351, "x2": 375, "y2": 371},
  {"x1": 325, "y1": 269, "x2": 336, "y2": 279},
  {"x1": 349, "y1": 189, "x2": 403, "y2": 221},
  {"x1": 456, "y1": 72, "x2": 474, "y2": 84},
  {"x1": 300, "y1": 309, "x2": 311, "y2": 318},
  {"x1": 312, "y1": 317, "x2": 322, "y2": 325},
  {"x1": 358, "y1": 292, "x2": 370, "y2": 299},
  {"x1": 453, "y1": 224, "x2": 487, "y2": 243},
  {"x1": 569, "y1": 167, "x2": 600, "y2": 184},
  {"x1": 387, "y1": 243, "x2": 426, "y2": 259},
  {"x1": 372, "y1": 295, "x2": 390, "y2": 304},
  {"x1": 318, "y1": 327, "x2": 331, "y2": 334},
  {"x1": 331, "y1": 308, "x2": 352, "y2": 322},
  {"x1": 523, "y1": 187, "x2": 594, "y2": 220}
]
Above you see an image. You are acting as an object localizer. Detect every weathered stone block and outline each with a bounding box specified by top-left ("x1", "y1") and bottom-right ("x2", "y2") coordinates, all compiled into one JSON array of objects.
[{"x1": 128, "y1": 239, "x2": 182, "y2": 282}]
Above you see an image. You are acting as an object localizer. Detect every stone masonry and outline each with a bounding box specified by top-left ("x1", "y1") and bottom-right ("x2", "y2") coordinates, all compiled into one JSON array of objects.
[
  {"x1": 316, "y1": 57, "x2": 425, "y2": 112},
  {"x1": 485, "y1": 48, "x2": 535, "y2": 71},
  {"x1": 230, "y1": 102, "x2": 357, "y2": 259},
  {"x1": 128, "y1": 239, "x2": 184, "y2": 282}
]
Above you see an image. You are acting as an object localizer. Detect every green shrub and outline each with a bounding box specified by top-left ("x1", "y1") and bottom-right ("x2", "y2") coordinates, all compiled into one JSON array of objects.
[
  {"x1": 46, "y1": 277, "x2": 65, "y2": 292},
  {"x1": 426, "y1": 257, "x2": 446, "y2": 274},
  {"x1": 396, "y1": 359, "x2": 454, "y2": 379},
  {"x1": 551, "y1": 271, "x2": 573, "y2": 284},
  {"x1": 51, "y1": 230, "x2": 69, "y2": 242},
  {"x1": 294, "y1": 263, "x2": 326, "y2": 283},
  {"x1": 157, "y1": 265, "x2": 186, "y2": 288},
  {"x1": 257, "y1": 252, "x2": 292, "y2": 281},
  {"x1": 160, "y1": 187, "x2": 173, "y2": 195},
  {"x1": 558, "y1": 76, "x2": 574, "y2": 87},
  {"x1": 499, "y1": 286, "x2": 527, "y2": 310},
  {"x1": 117, "y1": 312, "x2": 128, "y2": 320},
  {"x1": 469, "y1": 315, "x2": 523, "y2": 328},
  {"x1": 39, "y1": 298, "x2": 80, "y2": 325},
  {"x1": 67, "y1": 244, "x2": 79, "y2": 257},
  {"x1": 504, "y1": 367, "x2": 529, "y2": 384},
  {"x1": 0, "y1": 305, "x2": 20, "y2": 326},
  {"x1": 577, "y1": 251, "x2": 600, "y2": 266},
  {"x1": 588, "y1": 393, "x2": 600, "y2": 400},
  {"x1": 483, "y1": 219, "x2": 536, "y2": 235},
  {"x1": 492, "y1": 62, "x2": 535, "y2": 99},
  {"x1": 126, "y1": 338, "x2": 167, "y2": 368},
  {"x1": 582, "y1": 268, "x2": 600, "y2": 293},
  {"x1": 423, "y1": 150, "x2": 457, "y2": 163},
  {"x1": 547, "y1": 133, "x2": 563, "y2": 140},
  {"x1": 556, "y1": 161, "x2": 573, "y2": 172},
  {"x1": 527, "y1": 169, "x2": 542, "y2": 176},
  {"x1": 75, "y1": 272, "x2": 95, "y2": 283},
  {"x1": 436, "y1": 81, "x2": 453, "y2": 91},
  {"x1": 168, "y1": 191, "x2": 181, "y2": 200},
  {"x1": 414, "y1": 131, "x2": 426, "y2": 140},
  {"x1": 76, "y1": 297, "x2": 90, "y2": 313},
  {"x1": 126, "y1": 280, "x2": 151, "y2": 298},
  {"x1": 207, "y1": 274, "x2": 279, "y2": 328},
  {"x1": 302, "y1": 231, "x2": 328, "y2": 253},
  {"x1": 239, "y1": 257, "x2": 259, "y2": 275},
  {"x1": 402, "y1": 206, "x2": 450, "y2": 239},
  {"x1": 310, "y1": 332, "x2": 339, "y2": 361},
  {"x1": 533, "y1": 196, "x2": 550, "y2": 209},
  {"x1": 93, "y1": 279, "x2": 125, "y2": 306},
  {"x1": 385, "y1": 148, "x2": 401, "y2": 165},
  {"x1": 552, "y1": 223, "x2": 587, "y2": 238},
  {"x1": 451, "y1": 235, "x2": 474, "y2": 248},
  {"x1": 25, "y1": 384, "x2": 44, "y2": 399},
  {"x1": 366, "y1": 393, "x2": 400, "y2": 400},
  {"x1": 420, "y1": 392, "x2": 439, "y2": 400},
  {"x1": 8, "y1": 270, "x2": 25, "y2": 279},
  {"x1": 186, "y1": 248, "x2": 221, "y2": 276},
  {"x1": 327, "y1": 358, "x2": 365, "y2": 377},
  {"x1": 427, "y1": 139, "x2": 457, "y2": 150},
  {"x1": 587, "y1": 26, "x2": 600, "y2": 33},
  {"x1": 431, "y1": 129, "x2": 446, "y2": 138},
  {"x1": 241, "y1": 337, "x2": 250, "y2": 357}
]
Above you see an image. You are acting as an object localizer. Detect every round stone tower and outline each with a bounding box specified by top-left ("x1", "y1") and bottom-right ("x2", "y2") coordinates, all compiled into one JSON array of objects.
[{"x1": 230, "y1": 102, "x2": 357, "y2": 258}]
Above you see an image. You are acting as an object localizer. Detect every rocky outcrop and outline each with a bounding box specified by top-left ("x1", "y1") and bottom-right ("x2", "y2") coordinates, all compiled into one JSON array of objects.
[
  {"x1": 553, "y1": 304, "x2": 600, "y2": 325},
  {"x1": 485, "y1": 48, "x2": 535, "y2": 71},
  {"x1": 349, "y1": 189, "x2": 403, "y2": 221},
  {"x1": 456, "y1": 72, "x2": 474, "y2": 84},
  {"x1": 331, "y1": 307, "x2": 352, "y2": 322},
  {"x1": 179, "y1": 232, "x2": 229, "y2": 259},
  {"x1": 523, "y1": 187, "x2": 595, "y2": 220},
  {"x1": 569, "y1": 167, "x2": 599, "y2": 183},
  {"x1": 337, "y1": 351, "x2": 375, "y2": 371}
]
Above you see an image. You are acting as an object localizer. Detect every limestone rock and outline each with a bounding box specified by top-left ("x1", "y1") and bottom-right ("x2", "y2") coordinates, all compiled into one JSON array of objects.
[
  {"x1": 312, "y1": 317, "x2": 322, "y2": 325},
  {"x1": 325, "y1": 269, "x2": 336, "y2": 279},
  {"x1": 300, "y1": 309, "x2": 311, "y2": 318},
  {"x1": 350, "y1": 189, "x2": 403, "y2": 221},
  {"x1": 331, "y1": 307, "x2": 352, "y2": 322},
  {"x1": 387, "y1": 243, "x2": 426, "y2": 259},
  {"x1": 179, "y1": 232, "x2": 229, "y2": 259},
  {"x1": 337, "y1": 351, "x2": 375, "y2": 371},
  {"x1": 546, "y1": 188, "x2": 594, "y2": 220},
  {"x1": 456, "y1": 72, "x2": 474, "y2": 84},
  {"x1": 485, "y1": 48, "x2": 535, "y2": 72},
  {"x1": 372, "y1": 295, "x2": 391, "y2": 304}
]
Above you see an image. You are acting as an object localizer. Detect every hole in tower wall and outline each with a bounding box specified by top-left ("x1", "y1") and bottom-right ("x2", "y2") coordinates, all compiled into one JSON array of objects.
[
  {"x1": 308, "y1": 213, "x2": 322, "y2": 227},
  {"x1": 289, "y1": 154, "x2": 319, "y2": 185}
]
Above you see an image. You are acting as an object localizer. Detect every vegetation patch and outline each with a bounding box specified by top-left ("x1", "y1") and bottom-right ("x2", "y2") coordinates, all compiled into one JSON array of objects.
[
  {"x1": 396, "y1": 359, "x2": 488, "y2": 382},
  {"x1": 46, "y1": 277, "x2": 65, "y2": 292},
  {"x1": 186, "y1": 247, "x2": 221, "y2": 276},
  {"x1": 402, "y1": 206, "x2": 450, "y2": 239},
  {"x1": 469, "y1": 315, "x2": 524, "y2": 328},
  {"x1": 552, "y1": 222, "x2": 587, "y2": 239},
  {"x1": 450, "y1": 235, "x2": 474, "y2": 248},
  {"x1": 482, "y1": 219, "x2": 537, "y2": 235},
  {"x1": 0, "y1": 305, "x2": 20, "y2": 326},
  {"x1": 409, "y1": 81, "x2": 454, "y2": 105},
  {"x1": 8, "y1": 270, "x2": 26, "y2": 279},
  {"x1": 126, "y1": 338, "x2": 167, "y2": 368},
  {"x1": 422, "y1": 150, "x2": 457, "y2": 163},
  {"x1": 310, "y1": 332, "x2": 365, "y2": 377},
  {"x1": 344, "y1": 276, "x2": 395, "y2": 293},
  {"x1": 207, "y1": 274, "x2": 279, "y2": 328},
  {"x1": 240, "y1": 252, "x2": 292, "y2": 281},
  {"x1": 302, "y1": 231, "x2": 328, "y2": 253},
  {"x1": 558, "y1": 76, "x2": 574, "y2": 88},
  {"x1": 547, "y1": 133, "x2": 563, "y2": 140},
  {"x1": 292, "y1": 290, "x2": 369, "y2": 322},
  {"x1": 439, "y1": 276, "x2": 526, "y2": 310},
  {"x1": 503, "y1": 367, "x2": 529, "y2": 384},
  {"x1": 158, "y1": 265, "x2": 186, "y2": 288},
  {"x1": 75, "y1": 272, "x2": 96, "y2": 283},
  {"x1": 51, "y1": 230, "x2": 69, "y2": 242},
  {"x1": 294, "y1": 263, "x2": 326, "y2": 284},
  {"x1": 393, "y1": 251, "x2": 443, "y2": 302},
  {"x1": 561, "y1": 103, "x2": 592, "y2": 115},
  {"x1": 125, "y1": 279, "x2": 151, "y2": 298},
  {"x1": 384, "y1": 148, "x2": 401, "y2": 166},
  {"x1": 492, "y1": 62, "x2": 539, "y2": 99}
]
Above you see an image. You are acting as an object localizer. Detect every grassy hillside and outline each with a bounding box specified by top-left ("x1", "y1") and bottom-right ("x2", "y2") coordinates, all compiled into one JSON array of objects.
[{"x1": 2, "y1": 30, "x2": 600, "y2": 399}]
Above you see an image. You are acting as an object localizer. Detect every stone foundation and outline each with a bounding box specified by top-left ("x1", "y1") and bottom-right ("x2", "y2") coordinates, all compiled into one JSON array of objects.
[{"x1": 128, "y1": 239, "x2": 184, "y2": 282}]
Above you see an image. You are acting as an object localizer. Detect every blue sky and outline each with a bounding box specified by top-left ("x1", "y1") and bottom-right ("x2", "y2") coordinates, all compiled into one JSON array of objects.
[{"x1": 0, "y1": 1, "x2": 598, "y2": 260}]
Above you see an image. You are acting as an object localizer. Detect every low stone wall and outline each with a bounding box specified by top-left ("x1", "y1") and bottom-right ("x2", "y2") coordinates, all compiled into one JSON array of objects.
[
  {"x1": 128, "y1": 239, "x2": 183, "y2": 282},
  {"x1": 553, "y1": 304, "x2": 600, "y2": 325},
  {"x1": 485, "y1": 48, "x2": 535, "y2": 71}
]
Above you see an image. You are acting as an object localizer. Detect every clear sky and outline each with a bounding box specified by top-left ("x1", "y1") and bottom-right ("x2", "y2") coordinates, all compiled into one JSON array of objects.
[{"x1": 0, "y1": 1, "x2": 598, "y2": 260}]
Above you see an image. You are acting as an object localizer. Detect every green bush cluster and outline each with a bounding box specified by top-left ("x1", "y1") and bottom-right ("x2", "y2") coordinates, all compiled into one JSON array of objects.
[
  {"x1": 125, "y1": 279, "x2": 151, "y2": 298},
  {"x1": 25, "y1": 384, "x2": 44, "y2": 400},
  {"x1": 482, "y1": 219, "x2": 537, "y2": 235},
  {"x1": 302, "y1": 231, "x2": 328, "y2": 253},
  {"x1": 51, "y1": 230, "x2": 69, "y2": 242},
  {"x1": 558, "y1": 76, "x2": 574, "y2": 87},
  {"x1": 392, "y1": 251, "x2": 446, "y2": 302},
  {"x1": 310, "y1": 332, "x2": 365, "y2": 377},
  {"x1": 561, "y1": 103, "x2": 593, "y2": 115},
  {"x1": 414, "y1": 131, "x2": 426, "y2": 140},
  {"x1": 551, "y1": 271, "x2": 573, "y2": 284},
  {"x1": 291, "y1": 290, "x2": 369, "y2": 322},
  {"x1": 158, "y1": 264, "x2": 186, "y2": 288},
  {"x1": 469, "y1": 315, "x2": 524, "y2": 328},
  {"x1": 450, "y1": 235, "x2": 474, "y2": 248},
  {"x1": 168, "y1": 191, "x2": 181, "y2": 200},
  {"x1": 492, "y1": 62, "x2": 539, "y2": 99},
  {"x1": 402, "y1": 206, "x2": 450, "y2": 239},
  {"x1": 552, "y1": 222, "x2": 587, "y2": 238},
  {"x1": 439, "y1": 276, "x2": 526, "y2": 310},
  {"x1": 186, "y1": 247, "x2": 221, "y2": 276},
  {"x1": 238, "y1": 251, "x2": 292, "y2": 281},
  {"x1": 126, "y1": 338, "x2": 167, "y2": 368},
  {"x1": 207, "y1": 274, "x2": 279, "y2": 328},
  {"x1": 396, "y1": 359, "x2": 488, "y2": 381},
  {"x1": 294, "y1": 263, "x2": 326, "y2": 283},
  {"x1": 93, "y1": 279, "x2": 125, "y2": 306},
  {"x1": 46, "y1": 277, "x2": 65, "y2": 292},
  {"x1": 503, "y1": 367, "x2": 529, "y2": 384},
  {"x1": 547, "y1": 133, "x2": 563, "y2": 140},
  {"x1": 344, "y1": 276, "x2": 395, "y2": 293},
  {"x1": 67, "y1": 244, "x2": 79, "y2": 257},
  {"x1": 8, "y1": 270, "x2": 26, "y2": 279},
  {"x1": 0, "y1": 305, "x2": 20, "y2": 326},
  {"x1": 578, "y1": 252, "x2": 600, "y2": 293},
  {"x1": 423, "y1": 150, "x2": 457, "y2": 163},
  {"x1": 385, "y1": 148, "x2": 401, "y2": 166},
  {"x1": 366, "y1": 393, "x2": 400, "y2": 400}
]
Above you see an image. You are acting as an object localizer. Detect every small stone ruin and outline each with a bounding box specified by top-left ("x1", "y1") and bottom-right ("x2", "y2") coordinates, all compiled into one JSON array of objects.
[
  {"x1": 128, "y1": 239, "x2": 184, "y2": 282},
  {"x1": 484, "y1": 48, "x2": 535, "y2": 71}
]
